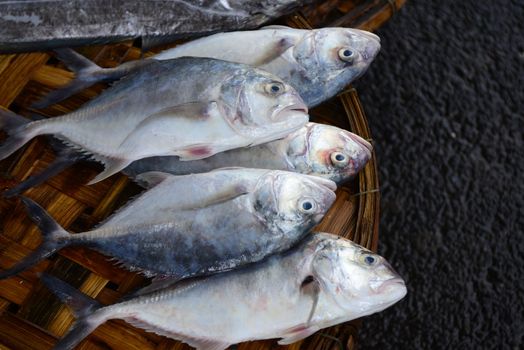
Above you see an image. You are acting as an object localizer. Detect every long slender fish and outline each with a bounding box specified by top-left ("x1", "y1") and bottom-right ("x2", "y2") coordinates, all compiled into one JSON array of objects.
[
  {"x1": 35, "y1": 26, "x2": 381, "y2": 108},
  {"x1": 0, "y1": 0, "x2": 311, "y2": 53},
  {"x1": 0, "y1": 169, "x2": 336, "y2": 280},
  {"x1": 40, "y1": 233, "x2": 407, "y2": 350},
  {"x1": 0, "y1": 58, "x2": 308, "y2": 184}
]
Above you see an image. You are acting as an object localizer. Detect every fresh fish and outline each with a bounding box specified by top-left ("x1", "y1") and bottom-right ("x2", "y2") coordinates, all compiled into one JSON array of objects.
[
  {"x1": 125, "y1": 122, "x2": 373, "y2": 184},
  {"x1": 0, "y1": 0, "x2": 311, "y2": 53},
  {"x1": 3, "y1": 122, "x2": 371, "y2": 197},
  {"x1": 0, "y1": 57, "x2": 309, "y2": 184},
  {"x1": 35, "y1": 26, "x2": 381, "y2": 108},
  {"x1": 40, "y1": 232, "x2": 407, "y2": 350},
  {"x1": 0, "y1": 169, "x2": 336, "y2": 280}
]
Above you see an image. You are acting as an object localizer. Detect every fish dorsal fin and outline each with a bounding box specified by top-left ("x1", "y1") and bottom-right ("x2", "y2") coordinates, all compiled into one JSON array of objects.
[
  {"x1": 260, "y1": 25, "x2": 292, "y2": 30},
  {"x1": 134, "y1": 171, "x2": 172, "y2": 189}
]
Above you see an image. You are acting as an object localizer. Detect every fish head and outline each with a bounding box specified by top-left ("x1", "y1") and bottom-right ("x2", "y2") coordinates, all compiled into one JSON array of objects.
[
  {"x1": 291, "y1": 28, "x2": 381, "y2": 106},
  {"x1": 253, "y1": 171, "x2": 336, "y2": 234},
  {"x1": 219, "y1": 68, "x2": 308, "y2": 138},
  {"x1": 284, "y1": 123, "x2": 372, "y2": 184},
  {"x1": 309, "y1": 235, "x2": 406, "y2": 318}
]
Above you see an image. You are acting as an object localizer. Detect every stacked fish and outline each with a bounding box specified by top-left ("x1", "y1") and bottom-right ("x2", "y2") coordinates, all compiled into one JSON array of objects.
[{"x1": 0, "y1": 26, "x2": 406, "y2": 350}]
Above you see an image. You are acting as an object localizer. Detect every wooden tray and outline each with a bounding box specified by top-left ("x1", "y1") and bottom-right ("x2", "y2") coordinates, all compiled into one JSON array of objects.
[{"x1": 0, "y1": 1, "x2": 405, "y2": 349}]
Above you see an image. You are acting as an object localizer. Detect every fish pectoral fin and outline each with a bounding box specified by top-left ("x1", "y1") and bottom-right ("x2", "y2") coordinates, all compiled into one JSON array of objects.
[
  {"x1": 133, "y1": 171, "x2": 172, "y2": 189},
  {"x1": 179, "y1": 183, "x2": 249, "y2": 210},
  {"x1": 144, "y1": 101, "x2": 219, "y2": 124},
  {"x1": 117, "y1": 101, "x2": 221, "y2": 154},
  {"x1": 301, "y1": 275, "x2": 321, "y2": 327},
  {"x1": 278, "y1": 325, "x2": 320, "y2": 345},
  {"x1": 252, "y1": 37, "x2": 296, "y2": 66},
  {"x1": 87, "y1": 157, "x2": 132, "y2": 185}
]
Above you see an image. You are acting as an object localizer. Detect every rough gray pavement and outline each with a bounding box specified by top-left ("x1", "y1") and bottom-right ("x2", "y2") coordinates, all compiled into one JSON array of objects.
[{"x1": 353, "y1": 1, "x2": 524, "y2": 349}]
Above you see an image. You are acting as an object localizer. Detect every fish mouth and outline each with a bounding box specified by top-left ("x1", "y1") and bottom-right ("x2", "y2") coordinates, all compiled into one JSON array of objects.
[
  {"x1": 273, "y1": 101, "x2": 309, "y2": 121},
  {"x1": 371, "y1": 277, "x2": 406, "y2": 294},
  {"x1": 311, "y1": 176, "x2": 337, "y2": 192}
]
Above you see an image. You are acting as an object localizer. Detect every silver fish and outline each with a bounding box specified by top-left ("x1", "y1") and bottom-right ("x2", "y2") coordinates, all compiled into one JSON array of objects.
[
  {"x1": 0, "y1": 0, "x2": 311, "y2": 53},
  {"x1": 0, "y1": 169, "x2": 336, "y2": 280},
  {"x1": 0, "y1": 57, "x2": 308, "y2": 184},
  {"x1": 125, "y1": 122, "x2": 373, "y2": 185},
  {"x1": 35, "y1": 26, "x2": 380, "y2": 108},
  {"x1": 2, "y1": 121, "x2": 370, "y2": 197},
  {"x1": 40, "y1": 233, "x2": 407, "y2": 350}
]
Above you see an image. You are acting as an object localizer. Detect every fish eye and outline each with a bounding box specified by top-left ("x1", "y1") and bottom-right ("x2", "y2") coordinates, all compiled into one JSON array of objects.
[
  {"x1": 330, "y1": 152, "x2": 349, "y2": 167},
  {"x1": 338, "y1": 48, "x2": 356, "y2": 63},
  {"x1": 364, "y1": 255, "x2": 376, "y2": 265},
  {"x1": 299, "y1": 199, "x2": 317, "y2": 213},
  {"x1": 264, "y1": 82, "x2": 285, "y2": 95}
]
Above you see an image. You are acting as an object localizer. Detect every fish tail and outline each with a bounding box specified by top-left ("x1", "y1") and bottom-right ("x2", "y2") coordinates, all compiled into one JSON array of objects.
[
  {"x1": 3, "y1": 146, "x2": 84, "y2": 198},
  {"x1": 32, "y1": 48, "x2": 148, "y2": 108},
  {"x1": 0, "y1": 197, "x2": 70, "y2": 280},
  {"x1": 0, "y1": 108, "x2": 43, "y2": 161},
  {"x1": 2, "y1": 150, "x2": 80, "y2": 198},
  {"x1": 32, "y1": 48, "x2": 103, "y2": 108},
  {"x1": 40, "y1": 273, "x2": 106, "y2": 350}
]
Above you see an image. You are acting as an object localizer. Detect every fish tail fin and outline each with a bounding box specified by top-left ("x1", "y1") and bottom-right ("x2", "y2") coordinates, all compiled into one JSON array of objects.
[
  {"x1": 0, "y1": 197, "x2": 70, "y2": 280},
  {"x1": 32, "y1": 48, "x2": 103, "y2": 108},
  {"x1": 3, "y1": 150, "x2": 80, "y2": 198},
  {"x1": 0, "y1": 108, "x2": 42, "y2": 161},
  {"x1": 32, "y1": 48, "x2": 146, "y2": 109},
  {"x1": 3, "y1": 146, "x2": 84, "y2": 198},
  {"x1": 40, "y1": 273, "x2": 106, "y2": 350}
]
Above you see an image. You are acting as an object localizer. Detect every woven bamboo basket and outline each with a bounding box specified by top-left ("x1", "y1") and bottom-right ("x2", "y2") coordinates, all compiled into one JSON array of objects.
[{"x1": 0, "y1": 1, "x2": 405, "y2": 349}]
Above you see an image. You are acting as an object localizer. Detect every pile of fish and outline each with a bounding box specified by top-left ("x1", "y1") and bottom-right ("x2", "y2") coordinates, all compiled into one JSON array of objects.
[{"x1": 0, "y1": 25, "x2": 406, "y2": 350}]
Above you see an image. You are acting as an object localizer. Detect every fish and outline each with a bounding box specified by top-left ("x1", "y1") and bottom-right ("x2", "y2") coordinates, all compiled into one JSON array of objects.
[
  {"x1": 124, "y1": 122, "x2": 373, "y2": 184},
  {"x1": 3, "y1": 122, "x2": 371, "y2": 197},
  {"x1": 0, "y1": 168, "x2": 336, "y2": 280},
  {"x1": 0, "y1": 0, "x2": 312, "y2": 53},
  {"x1": 0, "y1": 57, "x2": 309, "y2": 184},
  {"x1": 40, "y1": 232, "x2": 407, "y2": 350},
  {"x1": 34, "y1": 26, "x2": 381, "y2": 108}
]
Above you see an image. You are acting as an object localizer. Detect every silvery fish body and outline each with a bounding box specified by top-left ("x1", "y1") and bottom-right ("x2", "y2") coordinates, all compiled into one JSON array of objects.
[
  {"x1": 0, "y1": 0, "x2": 311, "y2": 53},
  {"x1": 0, "y1": 57, "x2": 308, "y2": 184},
  {"x1": 125, "y1": 122, "x2": 373, "y2": 185},
  {"x1": 155, "y1": 26, "x2": 381, "y2": 107},
  {"x1": 36, "y1": 26, "x2": 381, "y2": 108},
  {"x1": 0, "y1": 169, "x2": 336, "y2": 280},
  {"x1": 42, "y1": 233, "x2": 407, "y2": 350}
]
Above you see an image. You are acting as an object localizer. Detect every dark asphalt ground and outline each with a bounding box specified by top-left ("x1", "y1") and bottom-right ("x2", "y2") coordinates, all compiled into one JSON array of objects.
[{"x1": 353, "y1": 1, "x2": 524, "y2": 349}]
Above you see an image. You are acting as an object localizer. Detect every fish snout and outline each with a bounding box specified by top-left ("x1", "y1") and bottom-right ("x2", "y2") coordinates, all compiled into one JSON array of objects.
[
  {"x1": 351, "y1": 28, "x2": 381, "y2": 43},
  {"x1": 348, "y1": 132, "x2": 373, "y2": 159}
]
